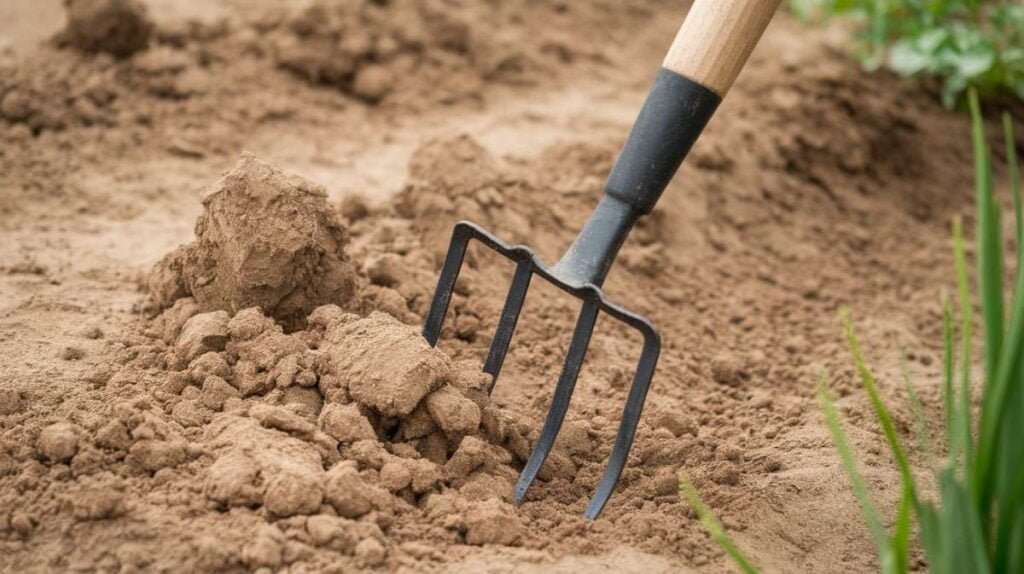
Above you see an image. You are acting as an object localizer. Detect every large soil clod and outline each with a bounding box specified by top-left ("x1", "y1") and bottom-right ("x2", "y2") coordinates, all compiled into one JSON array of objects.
[
  {"x1": 148, "y1": 153, "x2": 359, "y2": 329},
  {"x1": 63, "y1": 0, "x2": 153, "y2": 58}
]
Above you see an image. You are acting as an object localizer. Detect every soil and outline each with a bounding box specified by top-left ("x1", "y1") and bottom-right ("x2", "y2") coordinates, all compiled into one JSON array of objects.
[{"x1": 1, "y1": 0, "x2": 1022, "y2": 573}]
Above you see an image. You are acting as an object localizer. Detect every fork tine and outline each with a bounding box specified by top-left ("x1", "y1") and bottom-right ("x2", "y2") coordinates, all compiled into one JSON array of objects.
[
  {"x1": 483, "y1": 260, "x2": 532, "y2": 393},
  {"x1": 422, "y1": 224, "x2": 473, "y2": 347},
  {"x1": 513, "y1": 298, "x2": 600, "y2": 505},
  {"x1": 584, "y1": 324, "x2": 660, "y2": 519}
]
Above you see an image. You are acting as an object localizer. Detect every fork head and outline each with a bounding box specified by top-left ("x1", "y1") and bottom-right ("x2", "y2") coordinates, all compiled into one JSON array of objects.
[{"x1": 422, "y1": 220, "x2": 661, "y2": 520}]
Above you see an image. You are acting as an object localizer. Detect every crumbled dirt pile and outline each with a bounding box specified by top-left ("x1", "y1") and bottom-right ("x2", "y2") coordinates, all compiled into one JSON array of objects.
[
  {"x1": 0, "y1": 298, "x2": 555, "y2": 569},
  {"x1": 270, "y1": 0, "x2": 481, "y2": 103},
  {"x1": 61, "y1": 0, "x2": 153, "y2": 58},
  {"x1": 0, "y1": 20, "x2": 216, "y2": 135},
  {"x1": 0, "y1": 0, "x2": 154, "y2": 131},
  {"x1": 266, "y1": 0, "x2": 627, "y2": 106},
  {"x1": 148, "y1": 153, "x2": 359, "y2": 329},
  {"x1": 395, "y1": 133, "x2": 584, "y2": 250},
  {"x1": 0, "y1": 0, "x2": 286, "y2": 143},
  {"x1": 0, "y1": 51, "x2": 122, "y2": 132}
]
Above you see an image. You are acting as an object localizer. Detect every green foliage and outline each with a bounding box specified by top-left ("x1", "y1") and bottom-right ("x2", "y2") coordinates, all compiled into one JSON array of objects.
[
  {"x1": 818, "y1": 373, "x2": 910, "y2": 574},
  {"x1": 790, "y1": 0, "x2": 1024, "y2": 106},
  {"x1": 678, "y1": 477, "x2": 759, "y2": 574},
  {"x1": 820, "y1": 91, "x2": 1024, "y2": 573},
  {"x1": 680, "y1": 93, "x2": 1024, "y2": 572}
]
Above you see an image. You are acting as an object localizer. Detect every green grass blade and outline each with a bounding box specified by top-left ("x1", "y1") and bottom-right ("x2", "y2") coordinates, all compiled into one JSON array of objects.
[
  {"x1": 1009, "y1": 514, "x2": 1024, "y2": 574},
  {"x1": 889, "y1": 483, "x2": 913, "y2": 574},
  {"x1": 994, "y1": 434, "x2": 1024, "y2": 570},
  {"x1": 952, "y1": 218, "x2": 974, "y2": 472},
  {"x1": 817, "y1": 375, "x2": 889, "y2": 551},
  {"x1": 1005, "y1": 114, "x2": 1022, "y2": 262},
  {"x1": 841, "y1": 310, "x2": 917, "y2": 497},
  {"x1": 990, "y1": 113, "x2": 1024, "y2": 572},
  {"x1": 915, "y1": 500, "x2": 945, "y2": 574},
  {"x1": 901, "y1": 358, "x2": 935, "y2": 468},
  {"x1": 941, "y1": 294, "x2": 960, "y2": 465},
  {"x1": 968, "y1": 90, "x2": 1003, "y2": 388},
  {"x1": 678, "y1": 476, "x2": 759, "y2": 574},
  {"x1": 938, "y1": 469, "x2": 991, "y2": 574},
  {"x1": 972, "y1": 98, "x2": 1024, "y2": 514}
]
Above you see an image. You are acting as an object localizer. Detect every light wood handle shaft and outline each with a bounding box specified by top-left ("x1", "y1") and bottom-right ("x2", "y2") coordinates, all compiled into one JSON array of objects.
[{"x1": 663, "y1": 0, "x2": 782, "y2": 96}]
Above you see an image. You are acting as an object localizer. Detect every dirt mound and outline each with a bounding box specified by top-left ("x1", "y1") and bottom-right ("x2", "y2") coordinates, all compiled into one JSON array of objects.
[
  {"x1": 62, "y1": 0, "x2": 153, "y2": 58},
  {"x1": 265, "y1": 0, "x2": 635, "y2": 106},
  {"x1": 0, "y1": 302, "x2": 545, "y2": 569},
  {"x1": 148, "y1": 153, "x2": 359, "y2": 329},
  {"x1": 270, "y1": 0, "x2": 481, "y2": 103},
  {"x1": 0, "y1": 50, "x2": 122, "y2": 132}
]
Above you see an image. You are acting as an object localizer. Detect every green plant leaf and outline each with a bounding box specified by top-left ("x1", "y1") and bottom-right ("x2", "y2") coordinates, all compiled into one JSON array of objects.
[
  {"x1": 841, "y1": 311, "x2": 917, "y2": 497},
  {"x1": 915, "y1": 499, "x2": 944, "y2": 574},
  {"x1": 951, "y1": 218, "x2": 974, "y2": 472},
  {"x1": 817, "y1": 374, "x2": 889, "y2": 553},
  {"x1": 678, "y1": 476, "x2": 760, "y2": 574},
  {"x1": 902, "y1": 358, "x2": 935, "y2": 468},
  {"x1": 788, "y1": 0, "x2": 1024, "y2": 106},
  {"x1": 956, "y1": 51, "x2": 996, "y2": 78},
  {"x1": 991, "y1": 113, "x2": 1024, "y2": 572},
  {"x1": 890, "y1": 41, "x2": 933, "y2": 75},
  {"x1": 938, "y1": 469, "x2": 991, "y2": 573},
  {"x1": 890, "y1": 484, "x2": 914, "y2": 574},
  {"x1": 969, "y1": 90, "x2": 1003, "y2": 383},
  {"x1": 941, "y1": 293, "x2": 960, "y2": 466},
  {"x1": 969, "y1": 90, "x2": 1024, "y2": 517}
]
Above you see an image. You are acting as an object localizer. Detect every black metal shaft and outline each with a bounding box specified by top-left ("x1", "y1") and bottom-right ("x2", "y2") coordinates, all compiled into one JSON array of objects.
[
  {"x1": 513, "y1": 298, "x2": 600, "y2": 505},
  {"x1": 552, "y1": 67, "x2": 720, "y2": 288},
  {"x1": 551, "y1": 196, "x2": 640, "y2": 287}
]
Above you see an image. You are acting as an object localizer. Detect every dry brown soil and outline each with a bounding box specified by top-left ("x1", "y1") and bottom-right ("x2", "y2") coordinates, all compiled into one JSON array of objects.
[{"x1": 1, "y1": 1, "x2": 1021, "y2": 572}]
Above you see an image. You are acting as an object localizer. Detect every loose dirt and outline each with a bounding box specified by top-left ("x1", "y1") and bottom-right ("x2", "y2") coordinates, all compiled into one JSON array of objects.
[{"x1": 1, "y1": 0, "x2": 1021, "y2": 572}]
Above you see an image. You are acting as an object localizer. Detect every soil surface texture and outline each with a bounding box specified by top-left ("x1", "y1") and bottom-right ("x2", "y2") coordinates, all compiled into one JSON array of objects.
[{"x1": 1, "y1": 0, "x2": 1021, "y2": 572}]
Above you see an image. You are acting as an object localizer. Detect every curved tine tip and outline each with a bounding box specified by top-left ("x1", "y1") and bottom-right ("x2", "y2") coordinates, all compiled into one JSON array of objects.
[
  {"x1": 513, "y1": 481, "x2": 530, "y2": 506},
  {"x1": 583, "y1": 320, "x2": 661, "y2": 520},
  {"x1": 513, "y1": 300, "x2": 600, "y2": 504},
  {"x1": 422, "y1": 223, "x2": 477, "y2": 346},
  {"x1": 483, "y1": 261, "x2": 532, "y2": 392}
]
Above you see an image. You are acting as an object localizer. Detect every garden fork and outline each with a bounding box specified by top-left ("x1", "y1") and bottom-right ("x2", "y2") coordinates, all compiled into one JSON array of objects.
[{"x1": 423, "y1": 0, "x2": 782, "y2": 519}]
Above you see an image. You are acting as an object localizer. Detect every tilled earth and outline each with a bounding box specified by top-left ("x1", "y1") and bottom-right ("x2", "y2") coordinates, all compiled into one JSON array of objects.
[{"x1": 1, "y1": 0, "x2": 1020, "y2": 572}]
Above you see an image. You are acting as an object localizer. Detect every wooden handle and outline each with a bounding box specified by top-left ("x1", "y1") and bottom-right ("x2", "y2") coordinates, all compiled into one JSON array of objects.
[{"x1": 663, "y1": 0, "x2": 782, "y2": 96}]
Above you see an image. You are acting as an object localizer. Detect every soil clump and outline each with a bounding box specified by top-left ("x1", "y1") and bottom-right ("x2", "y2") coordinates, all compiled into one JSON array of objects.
[
  {"x1": 62, "y1": 0, "x2": 153, "y2": 58},
  {"x1": 148, "y1": 153, "x2": 359, "y2": 329}
]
